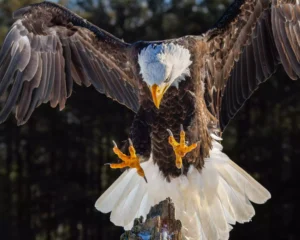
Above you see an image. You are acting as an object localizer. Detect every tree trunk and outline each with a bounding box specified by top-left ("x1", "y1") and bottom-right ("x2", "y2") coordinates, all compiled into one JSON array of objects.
[{"x1": 121, "y1": 198, "x2": 182, "y2": 240}]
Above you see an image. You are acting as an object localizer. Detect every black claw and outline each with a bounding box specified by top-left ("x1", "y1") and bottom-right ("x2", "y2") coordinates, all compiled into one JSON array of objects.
[{"x1": 143, "y1": 176, "x2": 148, "y2": 183}]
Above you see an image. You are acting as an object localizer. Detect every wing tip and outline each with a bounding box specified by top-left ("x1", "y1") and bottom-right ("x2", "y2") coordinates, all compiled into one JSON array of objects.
[{"x1": 13, "y1": 6, "x2": 32, "y2": 20}]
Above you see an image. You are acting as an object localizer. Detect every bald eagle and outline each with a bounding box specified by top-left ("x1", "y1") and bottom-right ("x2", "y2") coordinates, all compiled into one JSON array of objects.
[{"x1": 0, "y1": 0, "x2": 299, "y2": 239}]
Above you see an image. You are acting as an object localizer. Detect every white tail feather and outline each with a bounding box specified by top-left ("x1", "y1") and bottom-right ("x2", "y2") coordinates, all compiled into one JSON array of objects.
[{"x1": 95, "y1": 141, "x2": 271, "y2": 240}]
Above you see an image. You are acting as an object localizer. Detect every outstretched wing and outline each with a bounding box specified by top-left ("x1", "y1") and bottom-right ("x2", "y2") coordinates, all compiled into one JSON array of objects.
[
  {"x1": 203, "y1": 0, "x2": 300, "y2": 130},
  {"x1": 0, "y1": 1, "x2": 140, "y2": 125}
]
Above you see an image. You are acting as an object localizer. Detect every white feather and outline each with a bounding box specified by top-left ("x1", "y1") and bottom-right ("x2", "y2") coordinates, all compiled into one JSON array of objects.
[
  {"x1": 95, "y1": 141, "x2": 271, "y2": 240},
  {"x1": 138, "y1": 43, "x2": 192, "y2": 87},
  {"x1": 96, "y1": 168, "x2": 135, "y2": 213}
]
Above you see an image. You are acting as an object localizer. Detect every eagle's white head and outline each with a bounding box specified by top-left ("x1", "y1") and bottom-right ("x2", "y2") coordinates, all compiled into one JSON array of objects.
[{"x1": 138, "y1": 43, "x2": 192, "y2": 108}]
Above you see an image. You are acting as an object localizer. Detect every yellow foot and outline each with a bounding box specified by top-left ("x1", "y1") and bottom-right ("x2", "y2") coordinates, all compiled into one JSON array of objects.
[
  {"x1": 167, "y1": 124, "x2": 198, "y2": 169},
  {"x1": 107, "y1": 139, "x2": 147, "y2": 183}
]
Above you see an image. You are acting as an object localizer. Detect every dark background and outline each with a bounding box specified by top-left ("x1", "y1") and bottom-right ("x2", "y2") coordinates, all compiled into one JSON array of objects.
[{"x1": 0, "y1": 0, "x2": 299, "y2": 239}]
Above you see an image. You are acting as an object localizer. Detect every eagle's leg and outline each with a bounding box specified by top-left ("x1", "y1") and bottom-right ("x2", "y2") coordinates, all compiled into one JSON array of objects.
[
  {"x1": 110, "y1": 139, "x2": 147, "y2": 182},
  {"x1": 167, "y1": 124, "x2": 198, "y2": 169}
]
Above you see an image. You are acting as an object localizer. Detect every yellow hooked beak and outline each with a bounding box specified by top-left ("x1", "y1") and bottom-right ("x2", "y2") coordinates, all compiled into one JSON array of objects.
[{"x1": 150, "y1": 84, "x2": 170, "y2": 109}]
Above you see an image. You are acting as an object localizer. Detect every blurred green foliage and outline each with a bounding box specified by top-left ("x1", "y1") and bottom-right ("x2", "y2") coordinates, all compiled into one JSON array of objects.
[{"x1": 0, "y1": 0, "x2": 299, "y2": 239}]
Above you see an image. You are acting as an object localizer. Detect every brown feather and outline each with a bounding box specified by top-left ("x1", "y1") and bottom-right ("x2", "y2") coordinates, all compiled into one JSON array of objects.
[
  {"x1": 201, "y1": 0, "x2": 300, "y2": 130},
  {"x1": 0, "y1": 1, "x2": 140, "y2": 124}
]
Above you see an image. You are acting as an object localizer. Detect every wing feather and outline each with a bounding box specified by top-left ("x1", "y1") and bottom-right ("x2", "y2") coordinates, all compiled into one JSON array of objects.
[
  {"x1": 203, "y1": 0, "x2": 300, "y2": 130},
  {"x1": 0, "y1": 1, "x2": 140, "y2": 125},
  {"x1": 16, "y1": 61, "x2": 43, "y2": 122}
]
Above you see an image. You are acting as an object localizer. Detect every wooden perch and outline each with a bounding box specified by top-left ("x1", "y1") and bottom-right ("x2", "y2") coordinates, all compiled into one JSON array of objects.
[{"x1": 120, "y1": 198, "x2": 182, "y2": 240}]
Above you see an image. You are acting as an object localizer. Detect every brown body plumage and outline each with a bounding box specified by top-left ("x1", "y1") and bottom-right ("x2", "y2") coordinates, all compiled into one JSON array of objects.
[{"x1": 131, "y1": 79, "x2": 198, "y2": 179}]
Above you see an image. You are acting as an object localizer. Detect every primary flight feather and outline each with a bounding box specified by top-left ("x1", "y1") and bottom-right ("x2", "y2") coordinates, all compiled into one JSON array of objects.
[{"x1": 0, "y1": 0, "x2": 299, "y2": 239}]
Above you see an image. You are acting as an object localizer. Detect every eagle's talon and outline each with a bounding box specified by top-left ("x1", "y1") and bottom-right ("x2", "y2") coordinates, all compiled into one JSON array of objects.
[
  {"x1": 143, "y1": 176, "x2": 148, "y2": 183},
  {"x1": 112, "y1": 140, "x2": 118, "y2": 148},
  {"x1": 110, "y1": 139, "x2": 146, "y2": 181},
  {"x1": 167, "y1": 129, "x2": 173, "y2": 137},
  {"x1": 168, "y1": 126, "x2": 198, "y2": 169}
]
